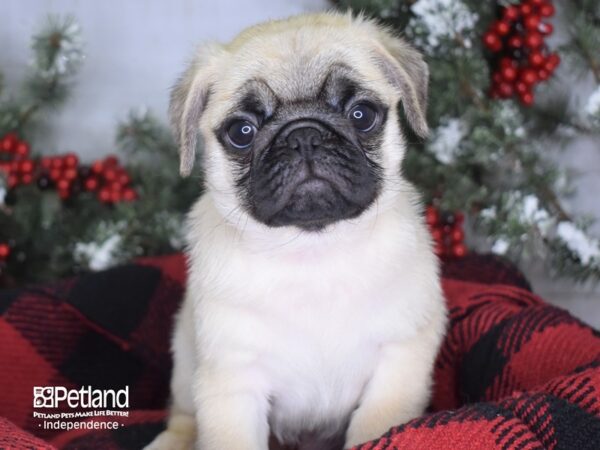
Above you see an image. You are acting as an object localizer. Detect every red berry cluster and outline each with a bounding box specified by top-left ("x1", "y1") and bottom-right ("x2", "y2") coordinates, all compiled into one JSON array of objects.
[
  {"x1": 0, "y1": 132, "x2": 137, "y2": 204},
  {"x1": 40, "y1": 153, "x2": 82, "y2": 199},
  {"x1": 86, "y1": 155, "x2": 137, "y2": 204},
  {"x1": 483, "y1": 0, "x2": 559, "y2": 106},
  {"x1": 0, "y1": 132, "x2": 35, "y2": 188},
  {"x1": 426, "y1": 206, "x2": 467, "y2": 258}
]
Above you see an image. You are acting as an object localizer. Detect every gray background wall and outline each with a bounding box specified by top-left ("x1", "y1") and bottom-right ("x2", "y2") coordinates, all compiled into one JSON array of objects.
[
  {"x1": 3, "y1": 0, "x2": 600, "y2": 325},
  {"x1": 3, "y1": 0, "x2": 327, "y2": 156}
]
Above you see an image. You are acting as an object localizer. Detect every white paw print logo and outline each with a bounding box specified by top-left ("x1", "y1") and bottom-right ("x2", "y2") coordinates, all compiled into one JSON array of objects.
[{"x1": 33, "y1": 387, "x2": 54, "y2": 408}]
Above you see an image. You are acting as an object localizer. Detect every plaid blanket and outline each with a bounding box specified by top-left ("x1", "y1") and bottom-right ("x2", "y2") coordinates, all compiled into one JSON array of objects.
[{"x1": 1, "y1": 253, "x2": 599, "y2": 449}]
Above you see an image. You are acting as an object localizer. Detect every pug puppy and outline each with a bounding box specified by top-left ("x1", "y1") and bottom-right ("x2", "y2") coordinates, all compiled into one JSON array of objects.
[{"x1": 145, "y1": 12, "x2": 446, "y2": 450}]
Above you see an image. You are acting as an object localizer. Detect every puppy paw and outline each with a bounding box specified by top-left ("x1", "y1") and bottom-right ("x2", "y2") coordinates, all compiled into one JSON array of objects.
[
  {"x1": 343, "y1": 420, "x2": 388, "y2": 449},
  {"x1": 144, "y1": 414, "x2": 196, "y2": 450},
  {"x1": 143, "y1": 429, "x2": 195, "y2": 450}
]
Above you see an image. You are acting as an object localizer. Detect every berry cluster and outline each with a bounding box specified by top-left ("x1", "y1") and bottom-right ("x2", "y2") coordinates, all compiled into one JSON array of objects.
[
  {"x1": 0, "y1": 132, "x2": 137, "y2": 204},
  {"x1": 0, "y1": 132, "x2": 34, "y2": 188},
  {"x1": 426, "y1": 206, "x2": 467, "y2": 258},
  {"x1": 39, "y1": 153, "x2": 82, "y2": 199},
  {"x1": 483, "y1": 0, "x2": 559, "y2": 105},
  {"x1": 87, "y1": 155, "x2": 137, "y2": 204}
]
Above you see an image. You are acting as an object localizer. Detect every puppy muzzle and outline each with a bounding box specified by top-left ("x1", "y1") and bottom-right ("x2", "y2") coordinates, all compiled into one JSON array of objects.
[{"x1": 249, "y1": 118, "x2": 379, "y2": 231}]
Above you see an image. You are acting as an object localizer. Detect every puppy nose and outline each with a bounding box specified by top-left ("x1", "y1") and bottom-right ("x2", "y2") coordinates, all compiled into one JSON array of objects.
[{"x1": 286, "y1": 127, "x2": 323, "y2": 153}]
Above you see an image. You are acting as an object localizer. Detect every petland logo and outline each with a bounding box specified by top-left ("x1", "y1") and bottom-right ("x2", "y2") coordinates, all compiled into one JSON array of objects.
[{"x1": 33, "y1": 386, "x2": 129, "y2": 409}]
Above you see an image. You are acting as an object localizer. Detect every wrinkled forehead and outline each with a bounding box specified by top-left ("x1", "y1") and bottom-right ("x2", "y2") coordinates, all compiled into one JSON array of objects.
[{"x1": 207, "y1": 35, "x2": 390, "y2": 121}]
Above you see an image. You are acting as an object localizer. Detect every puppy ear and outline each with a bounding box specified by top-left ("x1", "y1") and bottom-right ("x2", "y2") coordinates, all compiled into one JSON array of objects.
[
  {"x1": 372, "y1": 33, "x2": 429, "y2": 138},
  {"x1": 170, "y1": 45, "x2": 221, "y2": 176}
]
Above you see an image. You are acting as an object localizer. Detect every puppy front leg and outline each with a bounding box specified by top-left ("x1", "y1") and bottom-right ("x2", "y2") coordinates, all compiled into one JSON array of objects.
[
  {"x1": 195, "y1": 366, "x2": 270, "y2": 450},
  {"x1": 344, "y1": 324, "x2": 443, "y2": 449},
  {"x1": 144, "y1": 298, "x2": 197, "y2": 450}
]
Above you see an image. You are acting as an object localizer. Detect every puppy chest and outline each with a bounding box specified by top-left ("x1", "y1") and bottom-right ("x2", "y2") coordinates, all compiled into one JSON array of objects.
[
  {"x1": 259, "y1": 299, "x2": 381, "y2": 439},
  {"x1": 267, "y1": 334, "x2": 377, "y2": 441}
]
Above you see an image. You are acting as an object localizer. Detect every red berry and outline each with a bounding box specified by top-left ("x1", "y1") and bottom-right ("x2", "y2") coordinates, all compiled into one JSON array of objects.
[
  {"x1": 122, "y1": 188, "x2": 137, "y2": 202},
  {"x1": 540, "y1": 3, "x2": 555, "y2": 17},
  {"x1": 501, "y1": 66, "x2": 518, "y2": 81},
  {"x1": 483, "y1": 32, "x2": 502, "y2": 52},
  {"x1": 57, "y1": 179, "x2": 70, "y2": 191},
  {"x1": 91, "y1": 160, "x2": 104, "y2": 174},
  {"x1": 110, "y1": 190, "x2": 122, "y2": 203},
  {"x1": 452, "y1": 243, "x2": 467, "y2": 258},
  {"x1": 50, "y1": 168, "x2": 62, "y2": 181},
  {"x1": 19, "y1": 160, "x2": 34, "y2": 173},
  {"x1": 0, "y1": 133, "x2": 18, "y2": 152},
  {"x1": 503, "y1": 6, "x2": 520, "y2": 21},
  {"x1": 64, "y1": 153, "x2": 79, "y2": 167},
  {"x1": 98, "y1": 188, "x2": 111, "y2": 203},
  {"x1": 104, "y1": 155, "x2": 119, "y2": 167},
  {"x1": 51, "y1": 158, "x2": 64, "y2": 170},
  {"x1": 495, "y1": 21, "x2": 511, "y2": 36},
  {"x1": 529, "y1": 51, "x2": 545, "y2": 67},
  {"x1": 498, "y1": 82, "x2": 514, "y2": 98},
  {"x1": 520, "y1": 3, "x2": 533, "y2": 15},
  {"x1": 524, "y1": 15, "x2": 541, "y2": 30},
  {"x1": 22, "y1": 173, "x2": 33, "y2": 184},
  {"x1": 9, "y1": 161, "x2": 19, "y2": 174},
  {"x1": 529, "y1": 0, "x2": 545, "y2": 6},
  {"x1": 425, "y1": 206, "x2": 439, "y2": 226},
  {"x1": 520, "y1": 91, "x2": 535, "y2": 106},
  {"x1": 104, "y1": 168, "x2": 117, "y2": 182},
  {"x1": 538, "y1": 68, "x2": 550, "y2": 80},
  {"x1": 451, "y1": 228, "x2": 465, "y2": 243},
  {"x1": 15, "y1": 142, "x2": 30, "y2": 158},
  {"x1": 455, "y1": 212, "x2": 465, "y2": 225},
  {"x1": 0, "y1": 243, "x2": 10, "y2": 259},
  {"x1": 521, "y1": 68, "x2": 538, "y2": 85},
  {"x1": 118, "y1": 173, "x2": 131, "y2": 186},
  {"x1": 84, "y1": 177, "x2": 99, "y2": 191},
  {"x1": 64, "y1": 168, "x2": 78, "y2": 181},
  {"x1": 110, "y1": 181, "x2": 122, "y2": 192},
  {"x1": 508, "y1": 35, "x2": 523, "y2": 48},
  {"x1": 525, "y1": 32, "x2": 543, "y2": 49}
]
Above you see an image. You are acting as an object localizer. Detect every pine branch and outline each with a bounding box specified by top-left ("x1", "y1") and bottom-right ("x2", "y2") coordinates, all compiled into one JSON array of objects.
[
  {"x1": 572, "y1": 35, "x2": 600, "y2": 84},
  {"x1": 16, "y1": 16, "x2": 83, "y2": 130}
]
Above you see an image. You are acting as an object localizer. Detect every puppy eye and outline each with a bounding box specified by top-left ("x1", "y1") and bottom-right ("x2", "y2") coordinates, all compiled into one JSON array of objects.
[
  {"x1": 227, "y1": 120, "x2": 256, "y2": 149},
  {"x1": 348, "y1": 103, "x2": 378, "y2": 132}
]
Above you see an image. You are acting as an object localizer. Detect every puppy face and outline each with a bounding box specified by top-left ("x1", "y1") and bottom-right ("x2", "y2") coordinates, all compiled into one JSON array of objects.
[
  {"x1": 216, "y1": 66, "x2": 387, "y2": 231},
  {"x1": 172, "y1": 13, "x2": 429, "y2": 232}
]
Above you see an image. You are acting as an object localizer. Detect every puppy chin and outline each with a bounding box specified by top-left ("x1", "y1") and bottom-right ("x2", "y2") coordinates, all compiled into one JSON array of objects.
[{"x1": 253, "y1": 178, "x2": 370, "y2": 231}]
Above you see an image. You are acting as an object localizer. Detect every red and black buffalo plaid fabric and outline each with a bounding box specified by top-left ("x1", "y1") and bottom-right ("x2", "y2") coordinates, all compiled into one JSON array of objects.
[{"x1": 0, "y1": 253, "x2": 599, "y2": 449}]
